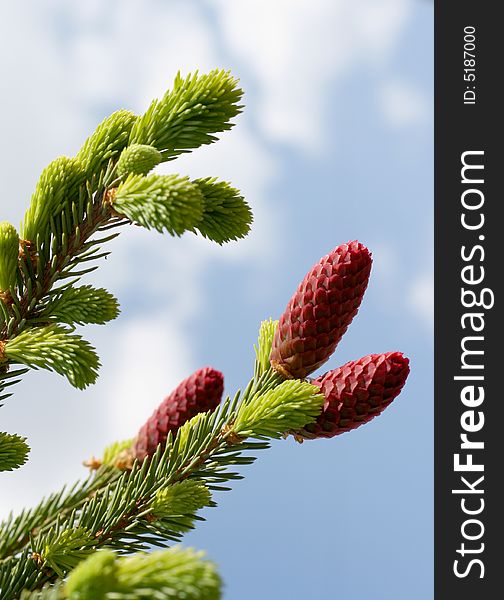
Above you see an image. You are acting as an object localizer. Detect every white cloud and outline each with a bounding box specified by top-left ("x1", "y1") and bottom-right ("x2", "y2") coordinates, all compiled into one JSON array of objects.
[
  {"x1": 67, "y1": 1, "x2": 222, "y2": 114},
  {"x1": 407, "y1": 272, "x2": 434, "y2": 331},
  {"x1": 212, "y1": 0, "x2": 410, "y2": 152},
  {"x1": 99, "y1": 315, "x2": 195, "y2": 437},
  {"x1": 0, "y1": 8, "x2": 86, "y2": 225},
  {"x1": 379, "y1": 80, "x2": 430, "y2": 127}
]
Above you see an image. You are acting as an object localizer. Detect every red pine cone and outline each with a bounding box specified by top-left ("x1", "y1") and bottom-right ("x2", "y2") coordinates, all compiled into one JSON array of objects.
[
  {"x1": 270, "y1": 241, "x2": 372, "y2": 380},
  {"x1": 134, "y1": 367, "x2": 224, "y2": 461},
  {"x1": 297, "y1": 352, "x2": 410, "y2": 439}
]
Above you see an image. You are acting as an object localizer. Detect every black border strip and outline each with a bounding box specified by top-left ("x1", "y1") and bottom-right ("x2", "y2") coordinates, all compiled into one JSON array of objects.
[{"x1": 435, "y1": 3, "x2": 501, "y2": 598}]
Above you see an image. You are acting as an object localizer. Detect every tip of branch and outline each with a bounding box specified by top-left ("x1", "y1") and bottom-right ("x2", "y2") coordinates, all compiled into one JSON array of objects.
[{"x1": 83, "y1": 455, "x2": 102, "y2": 470}]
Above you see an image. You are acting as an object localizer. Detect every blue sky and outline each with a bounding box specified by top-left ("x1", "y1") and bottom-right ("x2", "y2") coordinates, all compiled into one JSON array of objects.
[{"x1": 0, "y1": 2, "x2": 433, "y2": 598}]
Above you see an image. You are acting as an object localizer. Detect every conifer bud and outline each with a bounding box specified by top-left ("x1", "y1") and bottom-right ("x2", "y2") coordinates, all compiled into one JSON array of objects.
[
  {"x1": 116, "y1": 144, "x2": 162, "y2": 177},
  {"x1": 297, "y1": 352, "x2": 410, "y2": 439},
  {"x1": 270, "y1": 241, "x2": 372, "y2": 379},
  {"x1": 134, "y1": 367, "x2": 224, "y2": 462},
  {"x1": 0, "y1": 222, "x2": 19, "y2": 293}
]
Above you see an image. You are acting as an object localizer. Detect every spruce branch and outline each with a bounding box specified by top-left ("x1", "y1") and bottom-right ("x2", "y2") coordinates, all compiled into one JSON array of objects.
[
  {"x1": 0, "y1": 278, "x2": 409, "y2": 598},
  {"x1": 6, "y1": 176, "x2": 119, "y2": 344},
  {"x1": 0, "y1": 467, "x2": 119, "y2": 560},
  {"x1": 75, "y1": 110, "x2": 137, "y2": 177},
  {"x1": 0, "y1": 275, "x2": 410, "y2": 592},
  {"x1": 20, "y1": 157, "x2": 86, "y2": 243},
  {"x1": 0, "y1": 432, "x2": 30, "y2": 471},
  {"x1": 0, "y1": 222, "x2": 20, "y2": 294},
  {"x1": 40, "y1": 286, "x2": 120, "y2": 326},
  {"x1": 0, "y1": 59, "x2": 412, "y2": 600},
  {"x1": 194, "y1": 177, "x2": 253, "y2": 244},
  {"x1": 110, "y1": 174, "x2": 204, "y2": 235},
  {"x1": 0, "y1": 550, "x2": 42, "y2": 600},
  {"x1": 233, "y1": 380, "x2": 324, "y2": 439},
  {"x1": 36, "y1": 528, "x2": 96, "y2": 579},
  {"x1": 3, "y1": 325, "x2": 100, "y2": 389},
  {"x1": 0, "y1": 366, "x2": 323, "y2": 595},
  {"x1": 150, "y1": 480, "x2": 212, "y2": 523},
  {"x1": 0, "y1": 367, "x2": 30, "y2": 407},
  {"x1": 0, "y1": 69, "x2": 249, "y2": 456},
  {"x1": 129, "y1": 69, "x2": 243, "y2": 159},
  {"x1": 21, "y1": 547, "x2": 222, "y2": 600},
  {"x1": 254, "y1": 318, "x2": 279, "y2": 379}
]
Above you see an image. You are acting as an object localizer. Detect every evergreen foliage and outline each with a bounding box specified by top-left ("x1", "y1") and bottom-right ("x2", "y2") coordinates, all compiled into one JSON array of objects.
[
  {"x1": 129, "y1": 69, "x2": 243, "y2": 159},
  {"x1": 0, "y1": 432, "x2": 30, "y2": 471},
  {"x1": 75, "y1": 110, "x2": 137, "y2": 176},
  {"x1": 150, "y1": 480, "x2": 212, "y2": 528},
  {"x1": 40, "y1": 286, "x2": 120, "y2": 326},
  {"x1": 194, "y1": 178, "x2": 253, "y2": 244},
  {"x1": 234, "y1": 379, "x2": 324, "y2": 439},
  {"x1": 64, "y1": 547, "x2": 222, "y2": 600},
  {"x1": 0, "y1": 68, "x2": 247, "y2": 465},
  {"x1": 3, "y1": 325, "x2": 100, "y2": 389},
  {"x1": 18, "y1": 548, "x2": 222, "y2": 600},
  {"x1": 0, "y1": 67, "x2": 410, "y2": 600},
  {"x1": 111, "y1": 174, "x2": 204, "y2": 235},
  {"x1": 0, "y1": 68, "x2": 258, "y2": 599},
  {"x1": 254, "y1": 318, "x2": 279, "y2": 378},
  {"x1": 0, "y1": 325, "x2": 327, "y2": 597},
  {"x1": 0, "y1": 222, "x2": 20, "y2": 292},
  {"x1": 20, "y1": 157, "x2": 86, "y2": 243}
]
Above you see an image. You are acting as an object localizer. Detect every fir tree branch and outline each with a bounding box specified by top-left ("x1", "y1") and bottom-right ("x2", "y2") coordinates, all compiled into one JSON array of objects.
[
  {"x1": 0, "y1": 66, "x2": 266, "y2": 598},
  {"x1": 19, "y1": 158, "x2": 86, "y2": 244},
  {"x1": 129, "y1": 69, "x2": 243, "y2": 160},
  {"x1": 0, "y1": 432, "x2": 30, "y2": 472},
  {"x1": 0, "y1": 70, "x2": 247, "y2": 419},
  {"x1": 110, "y1": 174, "x2": 204, "y2": 235},
  {"x1": 20, "y1": 547, "x2": 222, "y2": 600},
  {"x1": 0, "y1": 321, "x2": 278, "y2": 561},
  {"x1": 39, "y1": 286, "x2": 120, "y2": 326},
  {"x1": 0, "y1": 467, "x2": 119, "y2": 560},
  {"x1": 193, "y1": 178, "x2": 253, "y2": 244},
  {"x1": 0, "y1": 369, "x2": 323, "y2": 596},
  {"x1": 2, "y1": 175, "x2": 118, "y2": 342},
  {"x1": 0, "y1": 367, "x2": 29, "y2": 407},
  {"x1": 254, "y1": 318, "x2": 279, "y2": 379},
  {"x1": 3, "y1": 325, "x2": 100, "y2": 390},
  {"x1": 0, "y1": 222, "x2": 20, "y2": 294},
  {"x1": 75, "y1": 110, "x2": 137, "y2": 178},
  {"x1": 0, "y1": 550, "x2": 45, "y2": 600}
]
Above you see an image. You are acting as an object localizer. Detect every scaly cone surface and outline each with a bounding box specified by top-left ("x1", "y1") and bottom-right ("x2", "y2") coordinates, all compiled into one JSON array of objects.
[
  {"x1": 134, "y1": 367, "x2": 224, "y2": 461},
  {"x1": 270, "y1": 241, "x2": 372, "y2": 379},
  {"x1": 297, "y1": 351, "x2": 410, "y2": 439}
]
